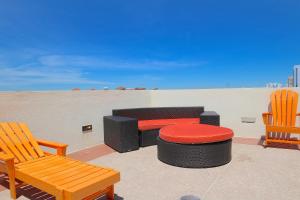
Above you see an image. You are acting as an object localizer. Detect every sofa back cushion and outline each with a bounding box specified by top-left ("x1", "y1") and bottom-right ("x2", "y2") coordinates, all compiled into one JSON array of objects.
[
  {"x1": 138, "y1": 118, "x2": 200, "y2": 131},
  {"x1": 112, "y1": 107, "x2": 204, "y2": 120}
]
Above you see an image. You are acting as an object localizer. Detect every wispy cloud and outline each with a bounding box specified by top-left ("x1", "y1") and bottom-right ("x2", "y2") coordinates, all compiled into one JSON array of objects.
[
  {"x1": 38, "y1": 55, "x2": 207, "y2": 70},
  {"x1": 0, "y1": 66, "x2": 111, "y2": 86},
  {"x1": 0, "y1": 51, "x2": 207, "y2": 90}
]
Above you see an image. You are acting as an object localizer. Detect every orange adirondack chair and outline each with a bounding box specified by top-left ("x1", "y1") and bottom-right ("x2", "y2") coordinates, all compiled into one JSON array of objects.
[
  {"x1": 263, "y1": 89, "x2": 300, "y2": 145},
  {"x1": 0, "y1": 122, "x2": 120, "y2": 200}
]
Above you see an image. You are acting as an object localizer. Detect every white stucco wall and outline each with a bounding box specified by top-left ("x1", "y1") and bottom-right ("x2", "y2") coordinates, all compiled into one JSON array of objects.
[
  {"x1": 150, "y1": 88, "x2": 300, "y2": 138},
  {"x1": 0, "y1": 90, "x2": 151, "y2": 153},
  {"x1": 1, "y1": 88, "x2": 299, "y2": 152}
]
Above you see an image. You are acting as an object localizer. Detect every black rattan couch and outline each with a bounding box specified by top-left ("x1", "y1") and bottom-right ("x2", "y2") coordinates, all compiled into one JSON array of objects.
[{"x1": 103, "y1": 107, "x2": 220, "y2": 153}]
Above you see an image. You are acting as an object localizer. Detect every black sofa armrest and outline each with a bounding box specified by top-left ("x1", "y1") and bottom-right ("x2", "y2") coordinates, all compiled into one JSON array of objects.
[
  {"x1": 200, "y1": 111, "x2": 220, "y2": 126},
  {"x1": 103, "y1": 116, "x2": 139, "y2": 153}
]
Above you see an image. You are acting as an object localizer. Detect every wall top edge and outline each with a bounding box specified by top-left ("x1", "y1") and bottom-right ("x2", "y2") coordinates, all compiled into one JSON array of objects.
[{"x1": 0, "y1": 87, "x2": 298, "y2": 94}]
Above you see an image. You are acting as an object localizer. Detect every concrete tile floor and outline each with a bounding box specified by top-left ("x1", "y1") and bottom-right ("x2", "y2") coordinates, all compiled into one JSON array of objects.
[
  {"x1": 0, "y1": 143, "x2": 300, "y2": 200},
  {"x1": 90, "y1": 143, "x2": 300, "y2": 200}
]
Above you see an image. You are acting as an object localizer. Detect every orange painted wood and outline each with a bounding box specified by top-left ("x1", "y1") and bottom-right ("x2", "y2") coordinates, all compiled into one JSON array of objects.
[
  {"x1": 66, "y1": 170, "x2": 115, "y2": 191},
  {"x1": 29, "y1": 160, "x2": 79, "y2": 176},
  {"x1": 35, "y1": 164, "x2": 85, "y2": 181},
  {"x1": 66, "y1": 171, "x2": 120, "y2": 200},
  {"x1": 54, "y1": 167, "x2": 105, "y2": 186},
  {"x1": 291, "y1": 92, "x2": 298, "y2": 126},
  {"x1": 262, "y1": 112, "x2": 272, "y2": 125},
  {"x1": 275, "y1": 90, "x2": 282, "y2": 126},
  {"x1": 37, "y1": 139, "x2": 68, "y2": 148},
  {"x1": 15, "y1": 169, "x2": 62, "y2": 197},
  {"x1": 7, "y1": 158, "x2": 16, "y2": 199},
  {"x1": 8, "y1": 122, "x2": 39, "y2": 159},
  {"x1": 16, "y1": 155, "x2": 55, "y2": 167},
  {"x1": 18, "y1": 123, "x2": 45, "y2": 157},
  {"x1": 0, "y1": 162, "x2": 7, "y2": 173},
  {"x1": 107, "y1": 185, "x2": 115, "y2": 200},
  {"x1": 281, "y1": 89, "x2": 287, "y2": 126},
  {"x1": 0, "y1": 125, "x2": 25, "y2": 162},
  {"x1": 1, "y1": 123, "x2": 33, "y2": 161},
  {"x1": 0, "y1": 135, "x2": 15, "y2": 159},
  {"x1": 82, "y1": 186, "x2": 111, "y2": 200},
  {"x1": 15, "y1": 155, "x2": 119, "y2": 200},
  {"x1": 37, "y1": 139, "x2": 68, "y2": 156},
  {"x1": 266, "y1": 125, "x2": 300, "y2": 134},
  {"x1": 0, "y1": 152, "x2": 17, "y2": 199},
  {"x1": 265, "y1": 137, "x2": 300, "y2": 145},
  {"x1": 17, "y1": 155, "x2": 60, "y2": 169},
  {"x1": 0, "y1": 152, "x2": 14, "y2": 161},
  {"x1": 271, "y1": 92, "x2": 278, "y2": 125},
  {"x1": 42, "y1": 163, "x2": 89, "y2": 181},
  {"x1": 19, "y1": 158, "x2": 68, "y2": 173},
  {"x1": 287, "y1": 91, "x2": 292, "y2": 126},
  {"x1": 0, "y1": 122, "x2": 120, "y2": 200},
  {"x1": 264, "y1": 89, "x2": 300, "y2": 146}
]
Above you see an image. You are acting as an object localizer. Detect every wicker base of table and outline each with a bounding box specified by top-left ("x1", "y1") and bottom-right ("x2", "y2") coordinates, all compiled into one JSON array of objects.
[{"x1": 157, "y1": 137, "x2": 232, "y2": 168}]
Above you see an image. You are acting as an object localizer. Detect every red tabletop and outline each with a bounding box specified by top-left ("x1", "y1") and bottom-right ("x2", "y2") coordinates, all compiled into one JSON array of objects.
[{"x1": 159, "y1": 124, "x2": 234, "y2": 144}]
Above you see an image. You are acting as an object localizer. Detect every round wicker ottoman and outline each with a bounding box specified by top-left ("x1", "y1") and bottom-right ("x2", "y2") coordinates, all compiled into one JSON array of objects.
[{"x1": 157, "y1": 124, "x2": 234, "y2": 168}]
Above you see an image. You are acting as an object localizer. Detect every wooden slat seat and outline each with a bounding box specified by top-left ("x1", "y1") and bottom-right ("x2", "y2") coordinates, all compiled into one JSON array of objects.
[
  {"x1": 15, "y1": 155, "x2": 119, "y2": 200},
  {"x1": 0, "y1": 122, "x2": 120, "y2": 200}
]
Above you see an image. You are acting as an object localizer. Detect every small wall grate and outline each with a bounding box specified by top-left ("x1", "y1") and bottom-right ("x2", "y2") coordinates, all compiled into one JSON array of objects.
[
  {"x1": 241, "y1": 117, "x2": 256, "y2": 123},
  {"x1": 82, "y1": 124, "x2": 92, "y2": 132}
]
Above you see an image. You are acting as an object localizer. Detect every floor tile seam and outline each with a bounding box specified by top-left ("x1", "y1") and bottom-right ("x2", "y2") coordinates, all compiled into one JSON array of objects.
[{"x1": 202, "y1": 164, "x2": 231, "y2": 199}]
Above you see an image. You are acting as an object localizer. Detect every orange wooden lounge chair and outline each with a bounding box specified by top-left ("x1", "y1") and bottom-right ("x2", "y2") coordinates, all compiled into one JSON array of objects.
[
  {"x1": 0, "y1": 122, "x2": 120, "y2": 200},
  {"x1": 263, "y1": 89, "x2": 300, "y2": 146}
]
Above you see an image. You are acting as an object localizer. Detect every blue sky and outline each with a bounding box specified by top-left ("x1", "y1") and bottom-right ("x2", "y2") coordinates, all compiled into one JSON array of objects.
[{"x1": 0, "y1": 0, "x2": 299, "y2": 90}]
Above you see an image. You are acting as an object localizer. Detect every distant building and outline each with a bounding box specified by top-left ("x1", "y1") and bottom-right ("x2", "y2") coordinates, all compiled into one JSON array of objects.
[
  {"x1": 134, "y1": 87, "x2": 146, "y2": 90},
  {"x1": 116, "y1": 86, "x2": 126, "y2": 90},
  {"x1": 288, "y1": 76, "x2": 294, "y2": 87},
  {"x1": 293, "y1": 65, "x2": 300, "y2": 87},
  {"x1": 266, "y1": 83, "x2": 282, "y2": 88}
]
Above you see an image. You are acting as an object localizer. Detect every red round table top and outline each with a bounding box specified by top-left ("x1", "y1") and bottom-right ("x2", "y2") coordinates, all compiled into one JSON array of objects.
[{"x1": 159, "y1": 124, "x2": 234, "y2": 144}]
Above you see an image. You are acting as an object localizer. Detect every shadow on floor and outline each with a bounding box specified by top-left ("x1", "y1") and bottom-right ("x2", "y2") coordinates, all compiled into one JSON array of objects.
[
  {"x1": 180, "y1": 195, "x2": 201, "y2": 200},
  {"x1": 0, "y1": 175, "x2": 123, "y2": 200},
  {"x1": 259, "y1": 136, "x2": 300, "y2": 150}
]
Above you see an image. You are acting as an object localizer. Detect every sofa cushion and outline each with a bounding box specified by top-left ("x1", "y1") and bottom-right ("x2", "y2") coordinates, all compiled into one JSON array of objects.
[{"x1": 138, "y1": 118, "x2": 200, "y2": 131}]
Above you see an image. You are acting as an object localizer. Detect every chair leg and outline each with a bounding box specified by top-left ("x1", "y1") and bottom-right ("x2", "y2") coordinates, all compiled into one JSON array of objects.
[
  {"x1": 55, "y1": 190, "x2": 64, "y2": 200},
  {"x1": 7, "y1": 160, "x2": 16, "y2": 200},
  {"x1": 264, "y1": 131, "x2": 269, "y2": 146},
  {"x1": 107, "y1": 185, "x2": 114, "y2": 200}
]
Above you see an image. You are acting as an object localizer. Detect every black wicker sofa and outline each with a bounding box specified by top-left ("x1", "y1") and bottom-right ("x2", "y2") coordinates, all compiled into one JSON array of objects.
[{"x1": 103, "y1": 107, "x2": 220, "y2": 153}]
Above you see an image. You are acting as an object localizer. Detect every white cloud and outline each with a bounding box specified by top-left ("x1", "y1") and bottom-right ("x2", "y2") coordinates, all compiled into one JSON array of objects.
[
  {"x1": 0, "y1": 52, "x2": 207, "y2": 89},
  {"x1": 38, "y1": 55, "x2": 207, "y2": 70},
  {"x1": 0, "y1": 66, "x2": 111, "y2": 86}
]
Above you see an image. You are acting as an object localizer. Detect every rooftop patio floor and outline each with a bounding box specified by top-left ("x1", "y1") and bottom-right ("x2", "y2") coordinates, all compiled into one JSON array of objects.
[{"x1": 0, "y1": 143, "x2": 300, "y2": 200}]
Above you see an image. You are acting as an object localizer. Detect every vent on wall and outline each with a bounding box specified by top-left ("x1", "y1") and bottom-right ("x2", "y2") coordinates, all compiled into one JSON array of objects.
[
  {"x1": 82, "y1": 124, "x2": 92, "y2": 132},
  {"x1": 241, "y1": 117, "x2": 256, "y2": 123}
]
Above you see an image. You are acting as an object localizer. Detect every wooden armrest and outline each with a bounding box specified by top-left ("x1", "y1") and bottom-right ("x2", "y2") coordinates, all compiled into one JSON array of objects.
[
  {"x1": 0, "y1": 152, "x2": 15, "y2": 172},
  {"x1": 297, "y1": 113, "x2": 300, "y2": 116},
  {"x1": 0, "y1": 152, "x2": 14, "y2": 162},
  {"x1": 37, "y1": 139, "x2": 68, "y2": 148},
  {"x1": 262, "y1": 112, "x2": 272, "y2": 116},
  {"x1": 262, "y1": 112, "x2": 272, "y2": 125},
  {"x1": 37, "y1": 139, "x2": 68, "y2": 156}
]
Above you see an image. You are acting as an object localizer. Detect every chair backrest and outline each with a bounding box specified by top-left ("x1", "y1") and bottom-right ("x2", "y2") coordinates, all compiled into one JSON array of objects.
[
  {"x1": 270, "y1": 89, "x2": 298, "y2": 127},
  {"x1": 0, "y1": 122, "x2": 45, "y2": 163}
]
